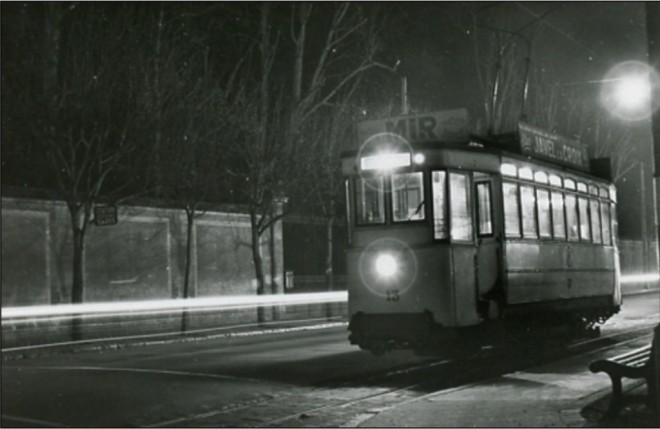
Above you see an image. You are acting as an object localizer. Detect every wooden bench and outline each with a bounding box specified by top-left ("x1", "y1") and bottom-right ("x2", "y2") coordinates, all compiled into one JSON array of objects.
[{"x1": 589, "y1": 335, "x2": 657, "y2": 416}]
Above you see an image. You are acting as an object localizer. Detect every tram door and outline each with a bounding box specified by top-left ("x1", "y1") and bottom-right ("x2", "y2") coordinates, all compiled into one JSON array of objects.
[{"x1": 474, "y1": 173, "x2": 503, "y2": 319}]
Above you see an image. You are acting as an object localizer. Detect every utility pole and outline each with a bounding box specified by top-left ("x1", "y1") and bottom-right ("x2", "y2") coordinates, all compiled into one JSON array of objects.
[{"x1": 644, "y1": 0, "x2": 660, "y2": 416}]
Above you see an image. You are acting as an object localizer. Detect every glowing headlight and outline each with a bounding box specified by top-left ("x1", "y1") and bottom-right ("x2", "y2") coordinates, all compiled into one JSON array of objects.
[
  {"x1": 361, "y1": 152, "x2": 410, "y2": 171},
  {"x1": 375, "y1": 253, "x2": 397, "y2": 278}
]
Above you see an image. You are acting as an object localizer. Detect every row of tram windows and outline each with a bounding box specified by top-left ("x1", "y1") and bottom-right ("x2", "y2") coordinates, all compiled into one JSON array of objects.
[
  {"x1": 351, "y1": 166, "x2": 616, "y2": 246},
  {"x1": 501, "y1": 164, "x2": 616, "y2": 246}
]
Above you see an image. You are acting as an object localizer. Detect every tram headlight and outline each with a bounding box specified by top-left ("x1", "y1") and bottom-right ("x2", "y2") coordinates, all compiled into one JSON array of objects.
[
  {"x1": 360, "y1": 152, "x2": 410, "y2": 171},
  {"x1": 374, "y1": 253, "x2": 398, "y2": 279}
]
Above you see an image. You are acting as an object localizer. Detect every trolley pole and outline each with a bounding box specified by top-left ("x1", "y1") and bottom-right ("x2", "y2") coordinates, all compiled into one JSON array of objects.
[{"x1": 644, "y1": 0, "x2": 660, "y2": 416}]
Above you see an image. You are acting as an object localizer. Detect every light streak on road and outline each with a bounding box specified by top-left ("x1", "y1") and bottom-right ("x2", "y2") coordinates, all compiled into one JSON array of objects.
[
  {"x1": 1, "y1": 292, "x2": 348, "y2": 322},
  {"x1": 2, "y1": 273, "x2": 657, "y2": 324},
  {"x1": 620, "y1": 273, "x2": 660, "y2": 284}
]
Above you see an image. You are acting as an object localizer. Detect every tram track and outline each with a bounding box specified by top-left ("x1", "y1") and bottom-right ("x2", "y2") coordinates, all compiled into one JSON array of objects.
[{"x1": 163, "y1": 321, "x2": 657, "y2": 428}]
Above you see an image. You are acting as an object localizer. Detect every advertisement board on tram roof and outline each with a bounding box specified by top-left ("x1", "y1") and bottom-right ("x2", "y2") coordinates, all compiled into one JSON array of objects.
[
  {"x1": 356, "y1": 109, "x2": 469, "y2": 146},
  {"x1": 518, "y1": 122, "x2": 590, "y2": 172}
]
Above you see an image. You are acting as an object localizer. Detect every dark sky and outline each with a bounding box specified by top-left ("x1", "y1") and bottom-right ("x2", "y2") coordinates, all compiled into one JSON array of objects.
[
  {"x1": 0, "y1": 1, "x2": 654, "y2": 239},
  {"x1": 384, "y1": 2, "x2": 648, "y2": 119},
  {"x1": 381, "y1": 2, "x2": 652, "y2": 240}
]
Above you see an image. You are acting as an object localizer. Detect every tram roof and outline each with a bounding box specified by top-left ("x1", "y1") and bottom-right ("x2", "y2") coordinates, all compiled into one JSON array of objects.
[{"x1": 341, "y1": 133, "x2": 613, "y2": 183}]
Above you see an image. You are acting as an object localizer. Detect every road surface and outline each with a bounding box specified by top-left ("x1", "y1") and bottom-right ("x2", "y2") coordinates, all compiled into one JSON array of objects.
[{"x1": 2, "y1": 291, "x2": 658, "y2": 427}]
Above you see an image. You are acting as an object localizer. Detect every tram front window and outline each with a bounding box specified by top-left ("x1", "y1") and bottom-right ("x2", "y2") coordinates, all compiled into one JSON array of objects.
[
  {"x1": 392, "y1": 172, "x2": 425, "y2": 222},
  {"x1": 356, "y1": 176, "x2": 385, "y2": 225}
]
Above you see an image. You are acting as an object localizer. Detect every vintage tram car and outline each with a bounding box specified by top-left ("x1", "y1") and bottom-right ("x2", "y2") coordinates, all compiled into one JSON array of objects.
[{"x1": 342, "y1": 122, "x2": 620, "y2": 355}]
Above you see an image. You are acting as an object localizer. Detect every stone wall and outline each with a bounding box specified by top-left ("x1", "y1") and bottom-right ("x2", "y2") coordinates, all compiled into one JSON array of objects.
[
  {"x1": 2, "y1": 195, "x2": 656, "y2": 308},
  {"x1": 1, "y1": 196, "x2": 284, "y2": 307}
]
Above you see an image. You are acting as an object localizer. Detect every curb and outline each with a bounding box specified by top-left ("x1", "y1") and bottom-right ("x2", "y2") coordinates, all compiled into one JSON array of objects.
[{"x1": 1, "y1": 319, "x2": 348, "y2": 361}]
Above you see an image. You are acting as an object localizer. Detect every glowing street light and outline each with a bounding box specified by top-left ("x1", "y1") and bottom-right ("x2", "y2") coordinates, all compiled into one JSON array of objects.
[
  {"x1": 600, "y1": 60, "x2": 660, "y2": 121},
  {"x1": 614, "y1": 74, "x2": 652, "y2": 110}
]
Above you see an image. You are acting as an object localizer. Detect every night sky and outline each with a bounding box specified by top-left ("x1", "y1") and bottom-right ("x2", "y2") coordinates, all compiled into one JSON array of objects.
[{"x1": 0, "y1": 1, "x2": 655, "y2": 240}]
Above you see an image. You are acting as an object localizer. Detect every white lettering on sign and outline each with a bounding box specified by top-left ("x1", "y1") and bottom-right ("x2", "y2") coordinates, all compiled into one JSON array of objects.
[
  {"x1": 356, "y1": 109, "x2": 469, "y2": 146},
  {"x1": 519, "y1": 122, "x2": 589, "y2": 171}
]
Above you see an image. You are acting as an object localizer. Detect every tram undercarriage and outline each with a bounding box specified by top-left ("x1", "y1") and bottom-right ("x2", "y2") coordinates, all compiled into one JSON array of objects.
[{"x1": 348, "y1": 297, "x2": 620, "y2": 356}]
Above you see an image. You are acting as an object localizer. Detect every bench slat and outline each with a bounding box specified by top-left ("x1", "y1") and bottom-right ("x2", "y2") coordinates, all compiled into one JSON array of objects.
[
  {"x1": 618, "y1": 354, "x2": 651, "y2": 367},
  {"x1": 609, "y1": 345, "x2": 651, "y2": 363}
]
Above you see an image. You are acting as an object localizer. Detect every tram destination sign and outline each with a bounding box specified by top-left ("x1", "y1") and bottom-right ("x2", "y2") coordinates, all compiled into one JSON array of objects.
[
  {"x1": 518, "y1": 122, "x2": 590, "y2": 172},
  {"x1": 356, "y1": 109, "x2": 469, "y2": 146}
]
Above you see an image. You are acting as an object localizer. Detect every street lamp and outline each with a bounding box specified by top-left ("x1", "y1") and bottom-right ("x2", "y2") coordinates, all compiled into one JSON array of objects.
[{"x1": 599, "y1": 60, "x2": 660, "y2": 121}]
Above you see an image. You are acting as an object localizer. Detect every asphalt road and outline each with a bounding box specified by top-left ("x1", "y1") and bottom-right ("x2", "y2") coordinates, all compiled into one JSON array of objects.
[{"x1": 2, "y1": 291, "x2": 658, "y2": 427}]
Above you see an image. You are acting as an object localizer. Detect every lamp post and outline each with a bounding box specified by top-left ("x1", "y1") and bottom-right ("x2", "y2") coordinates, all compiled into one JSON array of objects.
[{"x1": 645, "y1": 1, "x2": 660, "y2": 416}]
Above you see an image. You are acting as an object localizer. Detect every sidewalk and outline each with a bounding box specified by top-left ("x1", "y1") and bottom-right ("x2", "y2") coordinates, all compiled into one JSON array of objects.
[
  {"x1": 357, "y1": 346, "x2": 659, "y2": 427},
  {"x1": 583, "y1": 384, "x2": 657, "y2": 427}
]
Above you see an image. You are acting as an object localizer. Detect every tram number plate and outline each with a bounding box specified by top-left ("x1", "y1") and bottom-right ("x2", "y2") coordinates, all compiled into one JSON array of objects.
[{"x1": 386, "y1": 290, "x2": 400, "y2": 302}]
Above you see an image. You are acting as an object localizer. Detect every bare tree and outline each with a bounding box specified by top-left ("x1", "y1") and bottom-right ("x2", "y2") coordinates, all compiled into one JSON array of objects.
[
  {"x1": 157, "y1": 70, "x2": 244, "y2": 331},
  {"x1": 528, "y1": 80, "x2": 637, "y2": 182},
  {"x1": 306, "y1": 101, "x2": 356, "y2": 294},
  {"x1": 32, "y1": 4, "x2": 144, "y2": 312},
  {"x1": 219, "y1": 3, "x2": 392, "y2": 322},
  {"x1": 469, "y1": 4, "x2": 563, "y2": 135}
]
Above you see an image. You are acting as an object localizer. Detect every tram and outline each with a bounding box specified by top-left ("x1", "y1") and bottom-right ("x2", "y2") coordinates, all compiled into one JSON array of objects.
[{"x1": 342, "y1": 115, "x2": 621, "y2": 355}]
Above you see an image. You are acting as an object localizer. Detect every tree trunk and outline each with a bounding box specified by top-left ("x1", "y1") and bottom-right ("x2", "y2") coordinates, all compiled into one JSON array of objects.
[
  {"x1": 324, "y1": 214, "x2": 335, "y2": 320},
  {"x1": 250, "y1": 210, "x2": 267, "y2": 324},
  {"x1": 71, "y1": 227, "x2": 85, "y2": 304},
  {"x1": 181, "y1": 208, "x2": 195, "y2": 332},
  {"x1": 70, "y1": 205, "x2": 86, "y2": 341},
  {"x1": 324, "y1": 216, "x2": 335, "y2": 292},
  {"x1": 269, "y1": 222, "x2": 279, "y2": 321}
]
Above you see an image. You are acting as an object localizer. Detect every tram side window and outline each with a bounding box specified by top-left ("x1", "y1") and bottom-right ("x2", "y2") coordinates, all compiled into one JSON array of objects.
[
  {"x1": 551, "y1": 191, "x2": 566, "y2": 239},
  {"x1": 590, "y1": 199, "x2": 602, "y2": 244},
  {"x1": 432, "y1": 171, "x2": 448, "y2": 239},
  {"x1": 392, "y1": 172, "x2": 425, "y2": 222},
  {"x1": 578, "y1": 196, "x2": 591, "y2": 241},
  {"x1": 565, "y1": 194, "x2": 579, "y2": 241},
  {"x1": 521, "y1": 185, "x2": 538, "y2": 239},
  {"x1": 356, "y1": 176, "x2": 385, "y2": 225},
  {"x1": 537, "y1": 188, "x2": 552, "y2": 238},
  {"x1": 601, "y1": 202, "x2": 612, "y2": 245},
  {"x1": 503, "y1": 182, "x2": 521, "y2": 238},
  {"x1": 476, "y1": 182, "x2": 493, "y2": 236},
  {"x1": 449, "y1": 173, "x2": 473, "y2": 241}
]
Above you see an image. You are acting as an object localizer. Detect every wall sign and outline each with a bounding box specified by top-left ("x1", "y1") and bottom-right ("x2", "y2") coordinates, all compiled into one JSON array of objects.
[{"x1": 94, "y1": 205, "x2": 118, "y2": 226}]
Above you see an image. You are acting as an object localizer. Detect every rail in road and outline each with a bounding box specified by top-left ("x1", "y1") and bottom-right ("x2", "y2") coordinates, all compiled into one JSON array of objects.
[
  {"x1": 172, "y1": 323, "x2": 660, "y2": 428},
  {"x1": 2, "y1": 292, "x2": 658, "y2": 428}
]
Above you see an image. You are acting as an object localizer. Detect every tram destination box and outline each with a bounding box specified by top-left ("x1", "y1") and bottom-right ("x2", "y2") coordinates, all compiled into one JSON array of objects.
[{"x1": 518, "y1": 122, "x2": 590, "y2": 172}]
